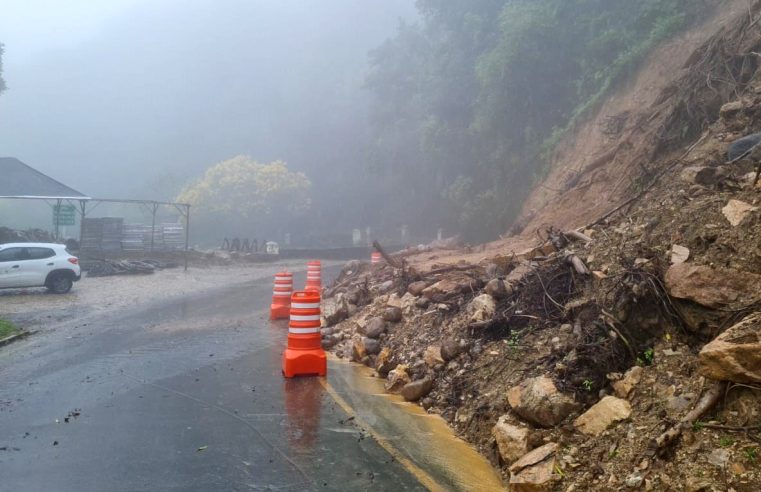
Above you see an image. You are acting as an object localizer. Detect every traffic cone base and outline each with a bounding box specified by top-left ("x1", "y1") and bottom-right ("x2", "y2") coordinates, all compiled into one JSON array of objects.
[
  {"x1": 282, "y1": 348, "x2": 327, "y2": 378},
  {"x1": 269, "y1": 303, "x2": 290, "y2": 320}
]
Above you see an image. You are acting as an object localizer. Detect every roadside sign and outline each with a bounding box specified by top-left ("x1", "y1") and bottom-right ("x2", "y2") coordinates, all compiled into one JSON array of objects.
[{"x1": 53, "y1": 205, "x2": 76, "y2": 226}]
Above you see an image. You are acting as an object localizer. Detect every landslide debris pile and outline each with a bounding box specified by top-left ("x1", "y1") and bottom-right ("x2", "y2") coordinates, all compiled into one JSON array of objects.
[{"x1": 321, "y1": 11, "x2": 761, "y2": 492}]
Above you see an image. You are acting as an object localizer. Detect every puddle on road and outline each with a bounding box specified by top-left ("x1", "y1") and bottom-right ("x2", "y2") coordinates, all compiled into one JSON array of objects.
[{"x1": 326, "y1": 357, "x2": 505, "y2": 491}]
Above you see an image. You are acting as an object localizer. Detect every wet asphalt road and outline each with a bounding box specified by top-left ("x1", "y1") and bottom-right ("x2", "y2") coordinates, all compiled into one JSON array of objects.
[{"x1": 0, "y1": 270, "x2": 424, "y2": 491}]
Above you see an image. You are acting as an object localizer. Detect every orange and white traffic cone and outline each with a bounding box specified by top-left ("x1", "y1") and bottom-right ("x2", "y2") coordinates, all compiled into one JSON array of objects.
[
  {"x1": 282, "y1": 290, "x2": 327, "y2": 378},
  {"x1": 304, "y1": 260, "x2": 321, "y2": 292},
  {"x1": 270, "y1": 271, "x2": 293, "y2": 320},
  {"x1": 371, "y1": 252, "x2": 382, "y2": 264}
]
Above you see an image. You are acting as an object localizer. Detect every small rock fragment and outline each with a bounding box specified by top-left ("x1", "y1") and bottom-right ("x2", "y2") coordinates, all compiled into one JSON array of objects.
[
  {"x1": 492, "y1": 416, "x2": 530, "y2": 464},
  {"x1": 509, "y1": 443, "x2": 559, "y2": 490},
  {"x1": 423, "y1": 346, "x2": 444, "y2": 367},
  {"x1": 573, "y1": 396, "x2": 632, "y2": 436},
  {"x1": 722, "y1": 199, "x2": 757, "y2": 226},
  {"x1": 612, "y1": 366, "x2": 643, "y2": 399},
  {"x1": 707, "y1": 448, "x2": 729, "y2": 468},
  {"x1": 670, "y1": 244, "x2": 690, "y2": 265}
]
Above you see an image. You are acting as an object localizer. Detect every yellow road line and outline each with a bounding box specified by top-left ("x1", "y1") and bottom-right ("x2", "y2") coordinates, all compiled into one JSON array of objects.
[{"x1": 319, "y1": 377, "x2": 446, "y2": 492}]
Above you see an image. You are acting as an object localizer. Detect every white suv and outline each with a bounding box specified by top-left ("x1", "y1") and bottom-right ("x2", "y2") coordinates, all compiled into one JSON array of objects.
[{"x1": 0, "y1": 243, "x2": 81, "y2": 294}]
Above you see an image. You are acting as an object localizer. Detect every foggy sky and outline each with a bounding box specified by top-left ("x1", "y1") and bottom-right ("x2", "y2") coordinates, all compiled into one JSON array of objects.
[{"x1": 0, "y1": 0, "x2": 415, "y2": 200}]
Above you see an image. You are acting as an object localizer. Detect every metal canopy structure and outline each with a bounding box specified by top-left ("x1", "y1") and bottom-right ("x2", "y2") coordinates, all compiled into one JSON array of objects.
[{"x1": 0, "y1": 157, "x2": 191, "y2": 270}]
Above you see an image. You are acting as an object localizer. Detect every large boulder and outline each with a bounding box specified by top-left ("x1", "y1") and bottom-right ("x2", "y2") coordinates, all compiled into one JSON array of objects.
[
  {"x1": 492, "y1": 416, "x2": 530, "y2": 465},
  {"x1": 485, "y1": 278, "x2": 512, "y2": 299},
  {"x1": 507, "y1": 376, "x2": 579, "y2": 428},
  {"x1": 375, "y1": 347, "x2": 396, "y2": 376},
  {"x1": 323, "y1": 295, "x2": 349, "y2": 326},
  {"x1": 727, "y1": 132, "x2": 761, "y2": 161},
  {"x1": 362, "y1": 337, "x2": 381, "y2": 356},
  {"x1": 665, "y1": 264, "x2": 761, "y2": 310},
  {"x1": 359, "y1": 317, "x2": 386, "y2": 339},
  {"x1": 407, "y1": 281, "x2": 428, "y2": 296},
  {"x1": 440, "y1": 339, "x2": 462, "y2": 362},
  {"x1": 508, "y1": 442, "x2": 559, "y2": 491},
  {"x1": 422, "y1": 275, "x2": 479, "y2": 300},
  {"x1": 383, "y1": 306, "x2": 403, "y2": 323},
  {"x1": 679, "y1": 166, "x2": 729, "y2": 186},
  {"x1": 401, "y1": 378, "x2": 434, "y2": 402},
  {"x1": 385, "y1": 365, "x2": 411, "y2": 393},
  {"x1": 423, "y1": 346, "x2": 444, "y2": 367},
  {"x1": 699, "y1": 313, "x2": 761, "y2": 383},
  {"x1": 573, "y1": 396, "x2": 632, "y2": 436},
  {"x1": 469, "y1": 294, "x2": 497, "y2": 323}
]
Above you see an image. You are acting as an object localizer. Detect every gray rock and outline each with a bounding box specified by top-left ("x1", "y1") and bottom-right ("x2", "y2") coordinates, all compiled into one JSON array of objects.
[
  {"x1": 321, "y1": 335, "x2": 339, "y2": 350},
  {"x1": 383, "y1": 306, "x2": 403, "y2": 323},
  {"x1": 485, "y1": 278, "x2": 509, "y2": 299},
  {"x1": 414, "y1": 297, "x2": 430, "y2": 308},
  {"x1": 492, "y1": 416, "x2": 530, "y2": 464},
  {"x1": 708, "y1": 448, "x2": 729, "y2": 468},
  {"x1": 727, "y1": 132, "x2": 761, "y2": 161},
  {"x1": 407, "y1": 281, "x2": 428, "y2": 296},
  {"x1": 401, "y1": 378, "x2": 434, "y2": 402},
  {"x1": 440, "y1": 339, "x2": 462, "y2": 362},
  {"x1": 362, "y1": 337, "x2": 381, "y2": 355},
  {"x1": 699, "y1": 313, "x2": 761, "y2": 383},
  {"x1": 360, "y1": 317, "x2": 386, "y2": 339},
  {"x1": 507, "y1": 376, "x2": 579, "y2": 428},
  {"x1": 625, "y1": 472, "x2": 643, "y2": 488}
]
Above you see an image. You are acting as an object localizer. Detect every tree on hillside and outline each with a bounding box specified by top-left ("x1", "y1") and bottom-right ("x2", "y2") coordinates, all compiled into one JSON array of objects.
[
  {"x1": 364, "y1": 0, "x2": 703, "y2": 241},
  {"x1": 177, "y1": 156, "x2": 311, "y2": 239}
]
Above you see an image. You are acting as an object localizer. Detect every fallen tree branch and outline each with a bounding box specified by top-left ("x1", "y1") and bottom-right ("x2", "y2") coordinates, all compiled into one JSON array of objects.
[
  {"x1": 425, "y1": 264, "x2": 481, "y2": 276},
  {"x1": 649, "y1": 380, "x2": 727, "y2": 454},
  {"x1": 565, "y1": 254, "x2": 590, "y2": 275},
  {"x1": 372, "y1": 240, "x2": 402, "y2": 269},
  {"x1": 701, "y1": 423, "x2": 761, "y2": 431},
  {"x1": 565, "y1": 230, "x2": 593, "y2": 243}
]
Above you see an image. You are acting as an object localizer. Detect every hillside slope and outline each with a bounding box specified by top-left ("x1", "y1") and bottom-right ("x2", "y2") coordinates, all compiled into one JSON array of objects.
[{"x1": 320, "y1": 3, "x2": 761, "y2": 490}]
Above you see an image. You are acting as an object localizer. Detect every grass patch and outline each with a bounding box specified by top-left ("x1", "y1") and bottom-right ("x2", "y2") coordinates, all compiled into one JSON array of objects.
[{"x1": 0, "y1": 319, "x2": 20, "y2": 339}]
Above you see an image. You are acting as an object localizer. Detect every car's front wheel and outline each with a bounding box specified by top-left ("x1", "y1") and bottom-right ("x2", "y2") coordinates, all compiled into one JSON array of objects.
[{"x1": 46, "y1": 274, "x2": 73, "y2": 294}]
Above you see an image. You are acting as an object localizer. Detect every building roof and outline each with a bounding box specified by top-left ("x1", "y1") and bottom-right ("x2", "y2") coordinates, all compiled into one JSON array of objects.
[{"x1": 0, "y1": 157, "x2": 89, "y2": 199}]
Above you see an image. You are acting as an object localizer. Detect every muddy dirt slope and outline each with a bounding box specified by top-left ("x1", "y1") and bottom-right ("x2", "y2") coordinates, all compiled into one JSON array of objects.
[{"x1": 321, "y1": 4, "x2": 761, "y2": 491}]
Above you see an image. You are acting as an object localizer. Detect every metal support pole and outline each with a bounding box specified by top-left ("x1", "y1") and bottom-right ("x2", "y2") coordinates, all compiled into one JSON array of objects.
[
  {"x1": 184, "y1": 205, "x2": 191, "y2": 271},
  {"x1": 54, "y1": 199, "x2": 62, "y2": 240},
  {"x1": 76, "y1": 200, "x2": 87, "y2": 259},
  {"x1": 150, "y1": 203, "x2": 158, "y2": 253}
]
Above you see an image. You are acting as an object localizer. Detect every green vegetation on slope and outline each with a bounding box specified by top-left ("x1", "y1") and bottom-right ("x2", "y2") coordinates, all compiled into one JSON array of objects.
[{"x1": 364, "y1": 0, "x2": 704, "y2": 241}]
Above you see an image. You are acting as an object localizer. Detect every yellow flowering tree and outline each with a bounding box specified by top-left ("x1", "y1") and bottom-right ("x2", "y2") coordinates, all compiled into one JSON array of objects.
[{"x1": 177, "y1": 156, "x2": 311, "y2": 222}]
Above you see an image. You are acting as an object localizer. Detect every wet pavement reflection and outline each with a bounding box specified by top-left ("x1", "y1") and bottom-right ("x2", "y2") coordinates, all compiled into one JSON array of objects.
[{"x1": 0, "y1": 267, "x2": 499, "y2": 491}]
